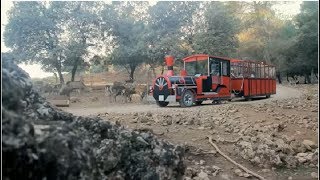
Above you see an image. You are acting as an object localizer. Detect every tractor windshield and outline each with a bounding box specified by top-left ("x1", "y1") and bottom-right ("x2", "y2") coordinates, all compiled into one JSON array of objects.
[{"x1": 185, "y1": 60, "x2": 208, "y2": 76}]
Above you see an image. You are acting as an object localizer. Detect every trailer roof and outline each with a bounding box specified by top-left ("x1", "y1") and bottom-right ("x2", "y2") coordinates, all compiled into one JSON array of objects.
[
  {"x1": 182, "y1": 54, "x2": 239, "y2": 62},
  {"x1": 182, "y1": 54, "x2": 274, "y2": 66}
]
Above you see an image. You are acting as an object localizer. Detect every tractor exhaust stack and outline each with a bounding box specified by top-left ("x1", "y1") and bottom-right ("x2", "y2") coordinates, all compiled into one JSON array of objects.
[{"x1": 165, "y1": 55, "x2": 174, "y2": 77}]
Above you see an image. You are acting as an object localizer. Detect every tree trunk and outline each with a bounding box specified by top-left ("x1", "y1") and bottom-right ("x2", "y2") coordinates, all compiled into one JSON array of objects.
[
  {"x1": 129, "y1": 65, "x2": 136, "y2": 81},
  {"x1": 307, "y1": 73, "x2": 312, "y2": 84},
  {"x1": 71, "y1": 58, "x2": 80, "y2": 82},
  {"x1": 57, "y1": 70, "x2": 64, "y2": 84},
  {"x1": 152, "y1": 67, "x2": 157, "y2": 78},
  {"x1": 149, "y1": 65, "x2": 157, "y2": 78},
  {"x1": 53, "y1": 73, "x2": 58, "y2": 84},
  {"x1": 161, "y1": 64, "x2": 165, "y2": 75},
  {"x1": 276, "y1": 72, "x2": 282, "y2": 84},
  {"x1": 304, "y1": 74, "x2": 311, "y2": 84},
  {"x1": 286, "y1": 74, "x2": 290, "y2": 82},
  {"x1": 314, "y1": 73, "x2": 318, "y2": 80},
  {"x1": 56, "y1": 53, "x2": 64, "y2": 84}
]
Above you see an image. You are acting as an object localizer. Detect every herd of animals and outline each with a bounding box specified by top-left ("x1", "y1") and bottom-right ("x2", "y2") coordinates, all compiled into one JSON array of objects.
[{"x1": 33, "y1": 80, "x2": 148, "y2": 103}]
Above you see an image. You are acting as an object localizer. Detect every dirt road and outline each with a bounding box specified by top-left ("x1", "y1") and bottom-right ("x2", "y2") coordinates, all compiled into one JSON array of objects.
[
  {"x1": 62, "y1": 84, "x2": 302, "y2": 115},
  {"x1": 58, "y1": 84, "x2": 318, "y2": 180}
]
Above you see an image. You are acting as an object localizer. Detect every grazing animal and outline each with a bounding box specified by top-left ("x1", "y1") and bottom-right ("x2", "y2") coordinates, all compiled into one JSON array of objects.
[
  {"x1": 37, "y1": 83, "x2": 57, "y2": 95},
  {"x1": 134, "y1": 84, "x2": 148, "y2": 101},
  {"x1": 59, "y1": 81, "x2": 90, "y2": 97},
  {"x1": 105, "y1": 81, "x2": 126, "y2": 103},
  {"x1": 105, "y1": 81, "x2": 148, "y2": 103},
  {"x1": 59, "y1": 84, "x2": 74, "y2": 97},
  {"x1": 65, "y1": 81, "x2": 90, "y2": 95},
  {"x1": 122, "y1": 84, "x2": 136, "y2": 103}
]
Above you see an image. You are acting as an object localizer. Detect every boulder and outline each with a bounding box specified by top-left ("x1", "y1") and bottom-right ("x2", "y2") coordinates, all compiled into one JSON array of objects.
[{"x1": 2, "y1": 59, "x2": 185, "y2": 179}]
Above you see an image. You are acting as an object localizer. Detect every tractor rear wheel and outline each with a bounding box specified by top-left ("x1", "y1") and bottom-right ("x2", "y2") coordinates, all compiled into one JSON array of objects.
[
  {"x1": 156, "y1": 101, "x2": 169, "y2": 107},
  {"x1": 179, "y1": 90, "x2": 194, "y2": 107}
]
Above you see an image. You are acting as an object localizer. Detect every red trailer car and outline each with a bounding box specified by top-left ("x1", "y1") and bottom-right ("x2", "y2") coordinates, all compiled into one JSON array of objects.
[{"x1": 148, "y1": 54, "x2": 276, "y2": 107}]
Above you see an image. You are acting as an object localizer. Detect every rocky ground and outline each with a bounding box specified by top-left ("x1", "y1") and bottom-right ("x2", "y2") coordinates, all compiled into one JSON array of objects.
[
  {"x1": 60, "y1": 83, "x2": 319, "y2": 180},
  {"x1": 2, "y1": 60, "x2": 185, "y2": 179}
]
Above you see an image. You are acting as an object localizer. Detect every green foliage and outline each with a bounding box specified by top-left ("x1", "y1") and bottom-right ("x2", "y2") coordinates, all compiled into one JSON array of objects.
[
  {"x1": 4, "y1": 2, "x2": 101, "y2": 83},
  {"x1": 294, "y1": 1, "x2": 318, "y2": 73},
  {"x1": 235, "y1": 2, "x2": 282, "y2": 60},
  {"x1": 193, "y1": 2, "x2": 239, "y2": 57},
  {"x1": 145, "y1": 1, "x2": 200, "y2": 66},
  {"x1": 106, "y1": 2, "x2": 147, "y2": 80},
  {"x1": 266, "y1": 21, "x2": 298, "y2": 73},
  {"x1": 3, "y1": 1, "x2": 318, "y2": 82},
  {"x1": 269, "y1": 1, "x2": 318, "y2": 80},
  {"x1": 90, "y1": 64, "x2": 105, "y2": 73},
  {"x1": 4, "y1": 2, "x2": 61, "y2": 66}
]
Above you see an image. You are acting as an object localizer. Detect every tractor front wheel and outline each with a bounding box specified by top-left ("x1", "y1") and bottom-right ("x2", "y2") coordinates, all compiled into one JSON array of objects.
[
  {"x1": 179, "y1": 90, "x2": 194, "y2": 108},
  {"x1": 156, "y1": 101, "x2": 169, "y2": 107}
]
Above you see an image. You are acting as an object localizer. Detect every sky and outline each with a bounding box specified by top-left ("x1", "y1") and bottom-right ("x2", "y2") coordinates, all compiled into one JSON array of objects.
[{"x1": 1, "y1": 0, "x2": 303, "y2": 78}]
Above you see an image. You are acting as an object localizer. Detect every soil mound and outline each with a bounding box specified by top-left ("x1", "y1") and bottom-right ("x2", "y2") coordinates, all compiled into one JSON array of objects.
[{"x1": 2, "y1": 59, "x2": 185, "y2": 179}]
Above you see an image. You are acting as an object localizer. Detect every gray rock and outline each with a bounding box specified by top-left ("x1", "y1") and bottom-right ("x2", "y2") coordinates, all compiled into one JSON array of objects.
[
  {"x1": 302, "y1": 139, "x2": 316, "y2": 150},
  {"x1": 2, "y1": 59, "x2": 186, "y2": 180},
  {"x1": 197, "y1": 171, "x2": 209, "y2": 180},
  {"x1": 234, "y1": 169, "x2": 243, "y2": 177},
  {"x1": 220, "y1": 173, "x2": 231, "y2": 180},
  {"x1": 311, "y1": 172, "x2": 318, "y2": 178}
]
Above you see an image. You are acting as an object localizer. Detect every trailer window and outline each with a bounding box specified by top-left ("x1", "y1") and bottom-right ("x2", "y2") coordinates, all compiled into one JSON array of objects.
[
  {"x1": 269, "y1": 66, "x2": 275, "y2": 78},
  {"x1": 257, "y1": 64, "x2": 261, "y2": 78},
  {"x1": 272, "y1": 67, "x2": 276, "y2": 78},
  {"x1": 231, "y1": 62, "x2": 243, "y2": 78},
  {"x1": 261, "y1": 64, "x2": 265, "y2": 78},
  {"x1": 250, "y1": 63, "x2": 256, "y2": 78},
  {"x1": 265, "y1": 65, "x2": 269, "y2": 78}
]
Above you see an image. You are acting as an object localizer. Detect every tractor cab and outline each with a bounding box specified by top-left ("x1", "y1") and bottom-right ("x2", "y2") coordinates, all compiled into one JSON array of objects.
[
  {"x1": 147, "y1": 54, "x2": 232, "y2": 107},
  {"x1": 182, "y1": 54, "x2": 231, "y2": 95}
]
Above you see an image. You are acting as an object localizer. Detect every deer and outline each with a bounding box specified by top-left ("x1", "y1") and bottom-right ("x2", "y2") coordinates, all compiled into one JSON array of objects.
[
  {"x1": 105, "y1": 82, "x2": 127, "y2": 103},
  {"x1": 65, "y1": 81, "x2": 91, "y2": 95}
]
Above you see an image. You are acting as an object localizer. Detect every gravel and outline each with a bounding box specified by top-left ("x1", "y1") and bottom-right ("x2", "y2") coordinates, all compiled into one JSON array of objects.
[{"x1": 2, "y1": 59, "x2": 185, "y2": 179}]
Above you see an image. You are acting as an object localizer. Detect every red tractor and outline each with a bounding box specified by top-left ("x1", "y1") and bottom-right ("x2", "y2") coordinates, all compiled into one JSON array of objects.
[{"x1": 148, "y1": 54, "x2": 276, "y2": 107}]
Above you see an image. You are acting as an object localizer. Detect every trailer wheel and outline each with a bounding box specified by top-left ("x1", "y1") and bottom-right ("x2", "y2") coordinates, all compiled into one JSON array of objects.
[
  {"x1": 156, "y1": 101, "x2": 169, "y2": 107},
  {"x1": 266, "y1": 94, "x2": 270, "y2": 98},
  {"x1": 179, "y1": 90, "x2": 194, "y2": 107}
]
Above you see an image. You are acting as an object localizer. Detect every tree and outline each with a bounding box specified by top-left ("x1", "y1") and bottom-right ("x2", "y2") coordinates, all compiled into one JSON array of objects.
[
  {"x1": 192, "y1": 2, "x2": 239, "y2": 57},
  {"x1": 265, "y1": 21, "x2": 298, "y2": 83},
  {"x1": 271, "y1": 2, "x2": 319, "y2": 84},
  {"x1": 294, "y1": 1, "x2": 318, "y2": 83},
  {"x1": 145, "y1": 1, "x2": 200, "y2": 74},
  {"x1": 51, "y1": 1, "x2": 101, "y2": 82},
  {"x1": 109, "y1": 19, "x2": 146, "y2": 80},
  {"x1": 99, "y1": 2, "x2": 148, "y2": 80},
  {"x1": 236, "y1": 2, "x2": 282, "y2": 61},
  {"x1": 4, "y1": 2, "x2": 102, "y2": 83},
  {"x1": 4, "y1": 2, "x2": 66, "y2": 84}
]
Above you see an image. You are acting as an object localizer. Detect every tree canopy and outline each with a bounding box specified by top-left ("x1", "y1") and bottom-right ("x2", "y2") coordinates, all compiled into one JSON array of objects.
[{"x1": 3, "y1": 1, "x2": 319, "y2": 83}]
